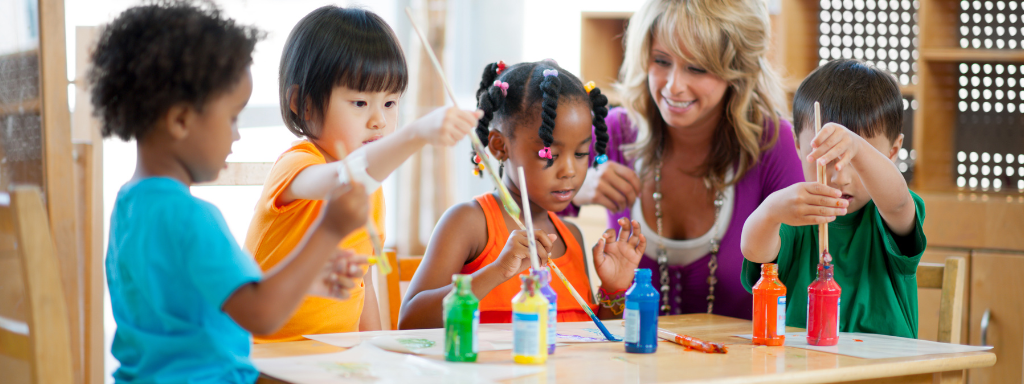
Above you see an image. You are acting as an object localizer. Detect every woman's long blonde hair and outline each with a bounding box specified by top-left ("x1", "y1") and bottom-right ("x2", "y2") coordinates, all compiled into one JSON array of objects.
[{"x1": 616, "y1": 0, "x2": 787, "y2": 190}]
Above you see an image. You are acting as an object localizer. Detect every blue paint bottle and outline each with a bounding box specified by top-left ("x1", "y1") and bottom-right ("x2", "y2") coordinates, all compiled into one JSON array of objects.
[
  {"x1": 531, "y1": 267, "x2": 557, "y2": 355},
  {"x1": 624, "y1": 268, "x2": 659, "y2": 353}
]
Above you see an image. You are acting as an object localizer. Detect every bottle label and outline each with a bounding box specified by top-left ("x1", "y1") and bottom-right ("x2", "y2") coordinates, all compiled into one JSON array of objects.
[
  {"x1": 513, "y1": 311, "x2": 540, "y2": 356},
  {"x1": 473, "y1": 310, "x2": 480, "y2": 353},
  {"x1": 836, "y1": 298, "x2": 841, "y2": 335},
  {"x1": 548, "y1": 303, "x2": 557, "y2": 348},
  {"x1": 776, "y1": 295, "x2": 786, "y2": 336},
  {"x1": 624, "y1": 301, "x2": 640, "y2": 343}
]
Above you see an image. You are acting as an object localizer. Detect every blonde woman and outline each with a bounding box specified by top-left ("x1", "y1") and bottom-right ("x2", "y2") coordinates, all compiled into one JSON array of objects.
[{"x1": 563, "y1": 0, "x2": 804, "y2": 318}]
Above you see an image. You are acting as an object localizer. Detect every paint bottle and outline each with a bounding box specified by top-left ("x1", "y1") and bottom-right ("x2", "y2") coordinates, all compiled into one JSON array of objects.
[
  {"x1": 752, "y1": 263, "x2": 787, "y2": 346},
  {"x1": 806, "y1": 262, "x2": 841, "y2": 346},
  {"x1": 624, "y1": 268, "x2": 659, "y2": 353},
  {"x1": 531, "y1": 267, "x2": 558, "y2": 355},
  {"x1": 512, "y1": 274, "x2": 548, "y2": 364},
  {"x1": 443, "y1": 274, "x2": 479, "y2": 362}
]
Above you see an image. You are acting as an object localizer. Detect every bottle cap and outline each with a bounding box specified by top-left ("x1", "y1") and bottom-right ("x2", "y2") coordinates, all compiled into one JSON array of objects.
[{"x1": 634, "y1": 268, "x2": 652, "y2": 280}]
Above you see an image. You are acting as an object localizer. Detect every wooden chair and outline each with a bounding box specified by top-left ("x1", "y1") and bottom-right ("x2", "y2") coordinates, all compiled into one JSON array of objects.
[
  {"x1": 0, "y1": 186, "x2": 74, "y2": 384},
  {"x1": 378, "y1": 251, "x2": 422, "y2": 330},
  {"x1": 917, "y1": 256, "x2": 966, "y2": 344}
]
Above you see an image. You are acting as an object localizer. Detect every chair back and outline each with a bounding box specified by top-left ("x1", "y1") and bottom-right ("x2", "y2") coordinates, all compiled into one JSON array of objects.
[
  {"x1": 917, "y1": 256, "x2": 966, "y2": 344},
  {"x1": 0, "y1": 186, "x2": 74, "y2": 384}
]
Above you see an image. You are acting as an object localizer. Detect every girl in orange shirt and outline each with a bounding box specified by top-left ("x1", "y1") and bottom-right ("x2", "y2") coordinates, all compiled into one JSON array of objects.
[
  {"x1": 244, "y1": 7, "x2": 480, "y2": 342},
  {"x1": 400, "y1": 61, "x2": 647, "y2": 328}
]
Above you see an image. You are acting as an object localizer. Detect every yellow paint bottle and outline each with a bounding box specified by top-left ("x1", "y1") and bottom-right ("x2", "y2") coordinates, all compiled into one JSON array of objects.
[{"x1": 512, "y1": 274, "x2": 548, "y2": 364}]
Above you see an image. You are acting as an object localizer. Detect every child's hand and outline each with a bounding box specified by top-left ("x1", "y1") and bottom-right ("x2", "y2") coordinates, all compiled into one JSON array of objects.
[
  {"x1": 593, "y1": 218, "x2": 646, "y2": 291},
  {"x1": 319, "y1": 181, "x2": 369, "y2": 238},
  {"x1": 413, "y1": 106, "x2": 484, "y2": 147},
  {"x1": 768, "y1": 182, "x2": 849, "y2": 226},
  {"x1": 807, "y1": 122, "x2": 866, "y2": 171},
  {"x1": 493, "y1": 230, "x2": 557, "y2": 280},
  {"x1": 308, "y1": 249, "x2": 367, "y2": 299}
]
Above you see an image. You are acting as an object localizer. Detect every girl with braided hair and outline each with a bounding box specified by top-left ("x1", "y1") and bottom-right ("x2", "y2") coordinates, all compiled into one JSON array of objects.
[{"x1": 400, "y1": 61, "x2": 646, "y2": 329}]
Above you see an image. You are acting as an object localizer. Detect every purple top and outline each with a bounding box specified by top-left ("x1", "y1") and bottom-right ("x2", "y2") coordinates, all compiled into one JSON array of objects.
[{"x1": 562, "y1": 107, "x2": 804, "y2": 319}]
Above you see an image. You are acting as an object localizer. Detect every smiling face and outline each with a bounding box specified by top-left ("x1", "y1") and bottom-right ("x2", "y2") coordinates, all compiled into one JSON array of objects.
[
  {"x1": 647, "y1": 36, "x2": 730, "y2": 132},
  {"x1": 316, "y1": 86, "x2": 401, "y2": 158},
  {"x1": 796, "y1": 127, "x2": 902, "y2": 214},
  {"x1": 180, "y1": 68, "x2": 252, "y2": 183},
  {"x1": 493, "y1": 99, "x2": 594, "y2": 212}
]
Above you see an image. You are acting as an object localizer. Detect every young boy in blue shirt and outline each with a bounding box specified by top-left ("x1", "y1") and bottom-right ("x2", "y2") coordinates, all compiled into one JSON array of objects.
[
  {"x1": 740, "y1": 59, "x2": 927, "y2": 338},
  {"x1": 94, "y1": 2, "x2": 369, "y2": 382}
]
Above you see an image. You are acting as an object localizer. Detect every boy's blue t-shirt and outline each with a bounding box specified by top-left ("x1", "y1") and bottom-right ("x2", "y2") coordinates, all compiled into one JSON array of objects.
[
  {"x1": 742, "y1": 191, "x2": 927, "y2": 338},
  {"x1": 106, "y1": 177, "x2": 262, "y2": 383}
]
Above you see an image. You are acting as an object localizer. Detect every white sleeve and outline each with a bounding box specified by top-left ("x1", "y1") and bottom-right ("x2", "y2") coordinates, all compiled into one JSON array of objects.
[{"x1": 336, "y1": 148, "x2": 381, "y2": 194}]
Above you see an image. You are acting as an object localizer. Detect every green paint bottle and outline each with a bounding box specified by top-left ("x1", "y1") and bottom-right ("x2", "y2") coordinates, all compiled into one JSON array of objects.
[{"x1": 444, "y1": 274, "x2": 479, "y2": 362}]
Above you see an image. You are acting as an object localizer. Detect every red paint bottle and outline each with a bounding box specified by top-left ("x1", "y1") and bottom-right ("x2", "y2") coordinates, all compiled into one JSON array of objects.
[
  {"x1": 752, "y1": 263, "x2": 786, "y2": 346},
  {"x1": 806, "y1": 262, "x2": 841, "y2": 346}
]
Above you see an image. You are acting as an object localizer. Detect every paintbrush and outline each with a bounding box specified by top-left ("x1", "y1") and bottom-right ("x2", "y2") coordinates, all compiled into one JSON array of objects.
[
  {"x1": 656, "y1": 328, "x2": 728, "y2": 354},
  {"x1": 334, "y1": 143, "x2": 392, "y2": 275},
  {"x1": 405, "y1": 6, "x2": 619, "y2": 341},
  {"x1": 516, "y1": 167, "x2": 543, "y2": 270},
  {"x1": 403, "y1": 7, "x2": 523, "y2": 230},
  {"x1": 814, "y1": 102, "x2": 831, "y2": 265}
]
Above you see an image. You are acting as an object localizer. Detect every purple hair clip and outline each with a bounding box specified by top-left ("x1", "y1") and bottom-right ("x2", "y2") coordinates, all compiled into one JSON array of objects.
[
  {"x1": 538, "y1": 147, "x2": 552, "y2": 159},
  {"x1": 493, "y1": 80, "x2": 509, "y2": 96},
  {"x1": 542, "y1": 69, "x2": 558, "y2": 78}
]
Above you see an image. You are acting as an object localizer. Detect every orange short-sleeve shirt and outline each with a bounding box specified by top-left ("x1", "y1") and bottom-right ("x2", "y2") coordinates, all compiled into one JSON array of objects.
[
  {"x1": 460, "y1": 194, "x2": 597, "y2": 323},
  {"x1": 244, "y1": 140, "x2": 385, "y2": 343}
]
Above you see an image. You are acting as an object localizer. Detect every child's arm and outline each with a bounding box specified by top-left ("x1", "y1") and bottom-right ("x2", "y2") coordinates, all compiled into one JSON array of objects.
[
  {"x1": 808, "y1": 123, "x2": 916, "y2": 235},
  {"x1": 586, "y1": 218, "x2": 646, "y2": 319},
  {"x1": 282, "y1": 107, "x2": 482, "y2": 203},
  {"x1": 359, "y1": 271, "x2": 382, "y2": 331},
  {"x1": 741, "y1": 182, "x2": 848, "y2": 264},
  {"x1": 398, "y1": 203, "x2": 556, "y2": 329},
  {"x1": 223, "y1": 183, "x2": 369, "y2": 335}
]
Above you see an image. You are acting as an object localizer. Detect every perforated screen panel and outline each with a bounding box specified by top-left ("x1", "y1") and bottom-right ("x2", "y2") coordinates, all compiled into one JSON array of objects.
[
  {"x1": 897, "y1": 97, "x2": 917, "y2": 182},
  {"x1": 958, "y1": 0, "x2": 1024, "y2": 49},
  {"x1": 818, "y1": 0, "x2": 920, "y2": 85},
  {"x1": 955, "y1": 63, "x2": 1024, "y2": 191},
  {"x1": 954, "y1": 0, "x2": 1024, "y2": 192}
]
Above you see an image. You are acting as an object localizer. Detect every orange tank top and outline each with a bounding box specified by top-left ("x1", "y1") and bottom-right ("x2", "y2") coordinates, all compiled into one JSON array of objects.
[{"x1": 461, "y1": 193, "x2": 598, "y2": 323}]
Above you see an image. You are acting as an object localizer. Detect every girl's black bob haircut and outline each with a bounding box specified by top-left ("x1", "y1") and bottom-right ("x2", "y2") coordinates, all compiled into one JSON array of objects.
[{"x1": 279, "y1": 6, "x2": 408, "y2": 139}]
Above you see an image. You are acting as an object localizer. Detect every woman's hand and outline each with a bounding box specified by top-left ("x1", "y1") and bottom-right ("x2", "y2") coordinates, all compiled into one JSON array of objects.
[
  {"x1": 491, "y1": 230, "x2": 557, "y2": 280},
  {"x1": 572, "y1": 161, "x2": 641, "y2": 212},
  {"x1": 593, "y1": 218, "x2": 646, "y2": 291}
]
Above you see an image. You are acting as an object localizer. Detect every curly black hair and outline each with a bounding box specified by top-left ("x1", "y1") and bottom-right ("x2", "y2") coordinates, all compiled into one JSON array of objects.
[
  {"x1": 89, "y1": 0, "x2": 264, "y2": 141},
  {"x1": 473, "y1": 61, "x2": 609, "y2": 170}
]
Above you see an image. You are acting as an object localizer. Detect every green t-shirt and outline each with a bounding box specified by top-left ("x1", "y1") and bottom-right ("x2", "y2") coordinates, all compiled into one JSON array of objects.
[{"x1": 742, "y1": 191, "x2": 927, "y2": 338}]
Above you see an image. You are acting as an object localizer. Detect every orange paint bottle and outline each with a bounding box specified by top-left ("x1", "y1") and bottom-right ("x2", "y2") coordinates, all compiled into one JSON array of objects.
[{"x1": 752, "y1": 263, "x2": 786, "y2": 346}]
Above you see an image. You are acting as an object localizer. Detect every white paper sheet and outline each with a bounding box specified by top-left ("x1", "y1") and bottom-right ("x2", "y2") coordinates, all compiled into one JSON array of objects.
[
  {"x1": 305, "y1": 321, "x2": 623, "y2": 357},
  {"x1": 479, "y1": 321, "x2": 625, "y2": 343},
  {"x1": 735, "y1": 332, "x2": 992, "y2": 359},
  {"x1": 306, "y1": 329, "x2": 510, "y2": 356},
  {"x1": 254, "y1": 343, "x2": 543, "y2": 384}
]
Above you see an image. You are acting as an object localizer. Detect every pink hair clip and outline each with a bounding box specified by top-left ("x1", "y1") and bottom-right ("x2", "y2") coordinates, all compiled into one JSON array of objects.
[
  {"x1": 538, "y1": 147, "x2": 552, "y2": 159},
  {"x1": 542, "y1": 69, "x2": 558, "y2": 77},
  {"x1": 493, "y1": 80, "x2": 509, "y2": 96}
]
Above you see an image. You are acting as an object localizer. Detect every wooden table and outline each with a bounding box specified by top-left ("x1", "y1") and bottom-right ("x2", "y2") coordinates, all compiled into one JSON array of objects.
[{"x1": 253, "y1": 314, "x2": 995, "y2": 384}]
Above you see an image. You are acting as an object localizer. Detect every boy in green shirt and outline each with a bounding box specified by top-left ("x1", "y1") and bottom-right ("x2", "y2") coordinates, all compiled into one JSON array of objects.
[{"x1": 740, "y1": 59, "x2": 927, "y2": 338}]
